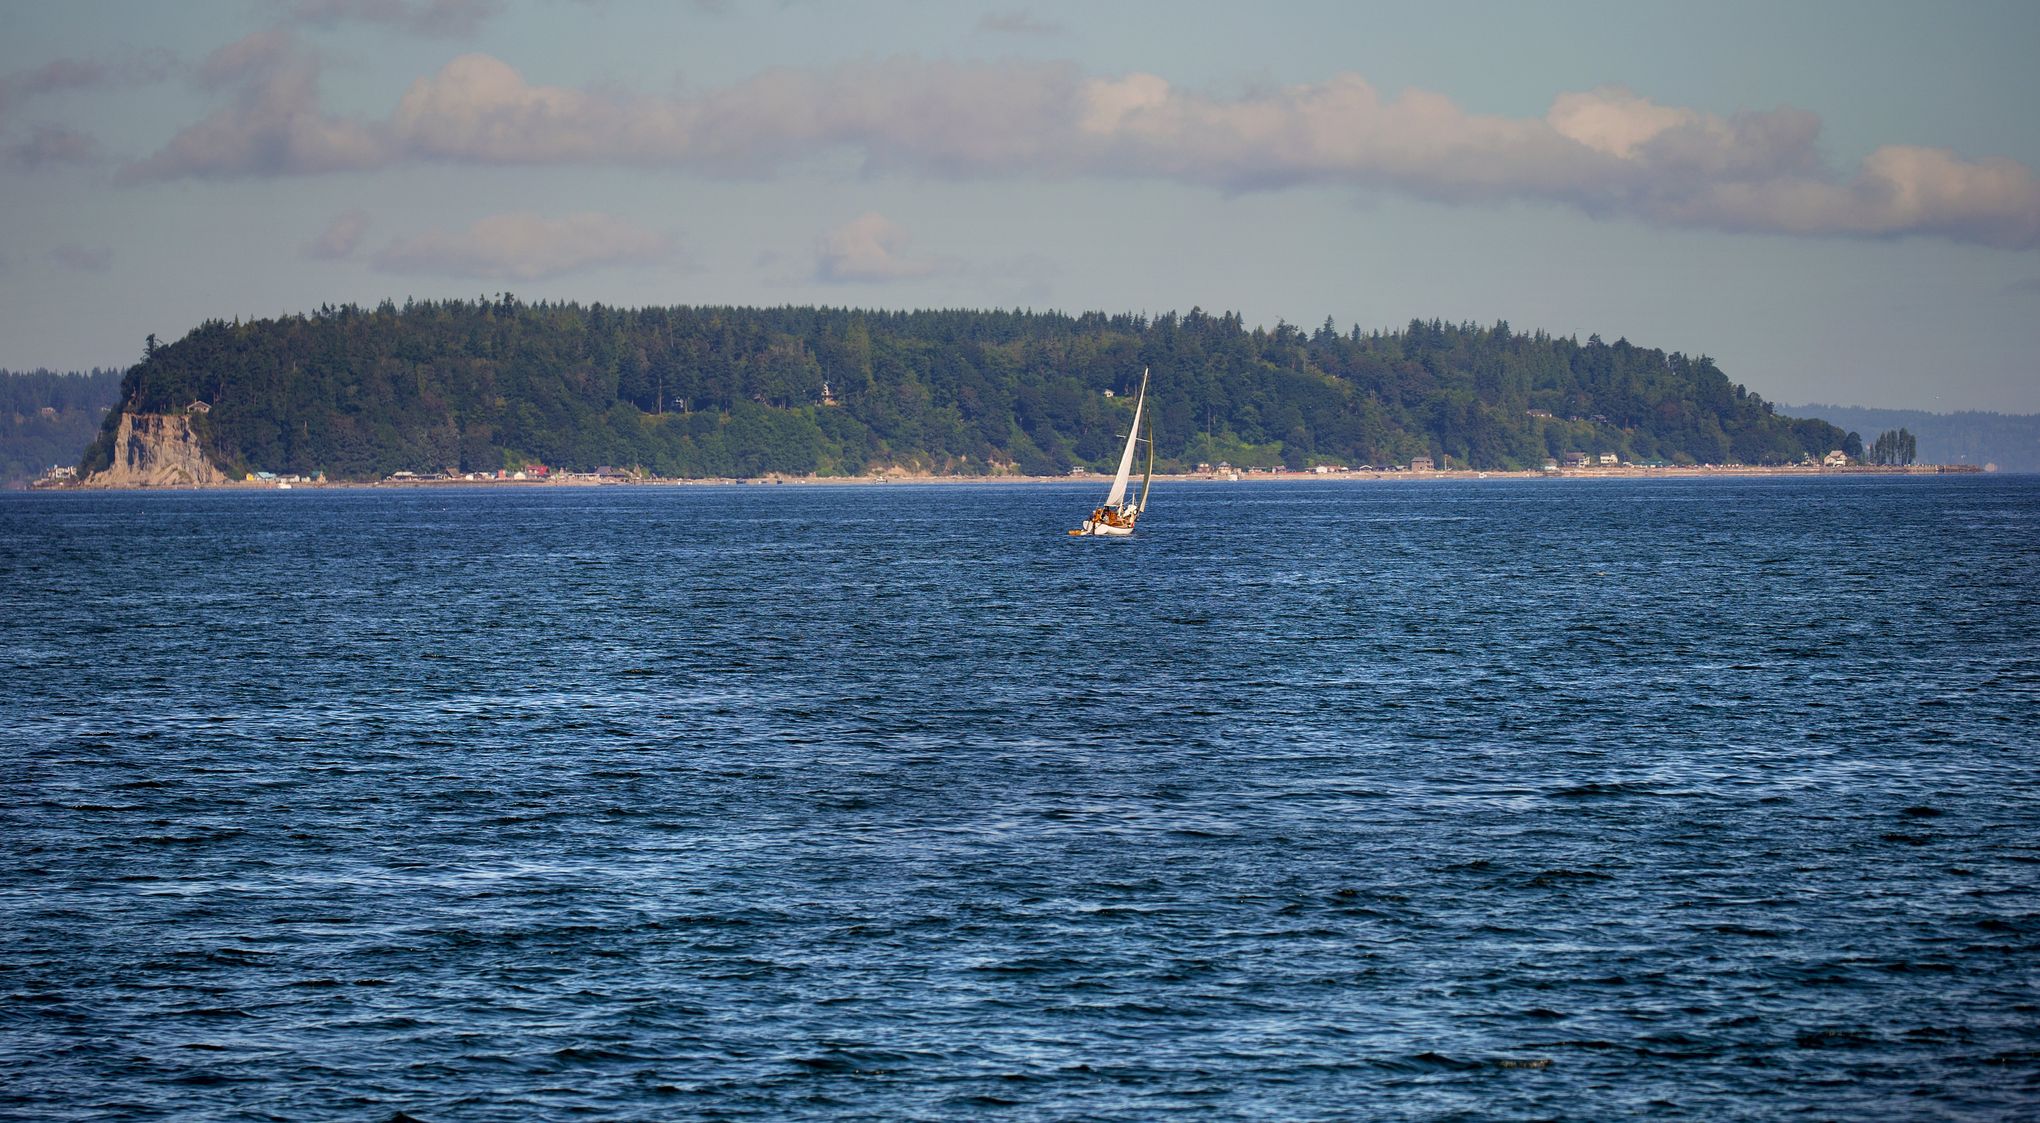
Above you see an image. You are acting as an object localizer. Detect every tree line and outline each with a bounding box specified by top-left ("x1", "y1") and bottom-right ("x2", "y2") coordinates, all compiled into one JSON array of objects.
[
  {"x1": 1778, "y1": 403, "x2": 2033, "y2": 472},
  {"x1": 1867, "y1": 427, "x2": 1917, "y2": 467},
  {"x1": 2, "y1": 368, "x2": 121, "y2": 486},
  {"x1": 80, "y1": 298, "x2": 1850, "y2": 480}
]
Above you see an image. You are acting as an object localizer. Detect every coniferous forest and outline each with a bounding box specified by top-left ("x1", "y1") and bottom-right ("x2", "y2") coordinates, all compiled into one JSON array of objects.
[
  {"x1": 3, "y1": 368, "x2": 122, "y2": 485},
  {"x1": 81, "y1": 299, "x2": 1850, "y2": 480}
]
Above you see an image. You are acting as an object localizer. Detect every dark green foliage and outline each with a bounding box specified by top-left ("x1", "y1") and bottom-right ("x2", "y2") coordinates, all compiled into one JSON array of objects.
[
  {"x1": 81, "y1": 301, "x2": 1847, "y2": 479},
  {"x1": 1868, "y1": 427, "x2": 1918, "y2": 467},
  {"x1": 1, "y1": 368, "x2": 121, "y2": 485}
]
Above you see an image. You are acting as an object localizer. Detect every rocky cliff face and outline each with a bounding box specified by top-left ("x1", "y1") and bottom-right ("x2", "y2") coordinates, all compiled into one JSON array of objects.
[{"x1": 81, "y1": 413, "x2": 232, "y2": 488}]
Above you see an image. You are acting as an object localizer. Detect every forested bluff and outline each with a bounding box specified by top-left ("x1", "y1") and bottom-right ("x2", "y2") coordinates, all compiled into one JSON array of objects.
[{"x1": 76, "y1": 299, "x2": 1854, "y2": 481}]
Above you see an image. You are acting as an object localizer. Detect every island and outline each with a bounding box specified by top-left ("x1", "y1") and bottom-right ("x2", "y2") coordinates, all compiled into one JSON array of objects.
[{"x1": 21, "y1": 300, "x2": 1971, "y2": 487}]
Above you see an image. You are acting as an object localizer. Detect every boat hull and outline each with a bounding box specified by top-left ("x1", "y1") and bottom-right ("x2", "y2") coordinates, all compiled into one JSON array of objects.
[{"x1": 1070, "y1": 520, "x2": 1135, "y2": 537}]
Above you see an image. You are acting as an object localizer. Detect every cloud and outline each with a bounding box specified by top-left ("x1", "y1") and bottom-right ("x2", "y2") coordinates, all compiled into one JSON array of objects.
[
  {"x1": 0, "y1": 50, "x2": 175, "y2": 123},
  {"x1": 371, "y1": 211, "x2": 677, "y2": 279},
  {"x1": 120, "y1": 31, "x2": 383, "y2": 181},
  {"x1": 5, "y1": 125, "x2": 100, "y2": 169},
  {"x1": 0, "y1": 59, "x2": 112, "y2": 115},
  {"x1": 127, "y1": 52, "x2": 2040, "y2": 249},
  {"x1": 387, "y1": 52, "x2": 687, "y2": 166},
  {"x1": 384, "y1": 55, "x2": 1099, "y2": 176},
  {"x1": 978, "y1": 11, "x2": 1067, "y2": 37},
  {"x1": 303, "y1": 209, "x2": 371, "y2": 259},
  {"x1": 815, "y1": 212, "x2": 945, "y2": 283},
  {"x1": 2006, "y1": 277, "x2": 2040, "y2": 295},
  {"x1": 196, "y1": 28, "x2": 295, "y2": 91},
  {"x1": 289, "y1": 0, "x2": 502, "y2": 39},
  {"x1": 49, "y1": 244, "x2": 113, "y2": 272}
]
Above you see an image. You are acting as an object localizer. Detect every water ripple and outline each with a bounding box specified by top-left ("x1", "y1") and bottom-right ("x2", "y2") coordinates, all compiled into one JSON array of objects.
[{"x1": 2, "y1": 477, "x2": 2036, "y2": 1120}]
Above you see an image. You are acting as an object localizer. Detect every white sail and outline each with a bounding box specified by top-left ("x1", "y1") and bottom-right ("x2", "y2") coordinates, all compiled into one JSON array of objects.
[{"x1": 1102, "y1": 369, "x2": 1148, "y2": 510}]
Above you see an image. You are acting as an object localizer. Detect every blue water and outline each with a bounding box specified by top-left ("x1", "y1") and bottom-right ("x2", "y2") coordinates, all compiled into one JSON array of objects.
[{"x1": 2, "y1": 477, "x2": 2036, "y2": 1120}]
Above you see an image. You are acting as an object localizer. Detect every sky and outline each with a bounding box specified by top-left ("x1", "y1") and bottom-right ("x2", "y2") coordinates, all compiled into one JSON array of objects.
[{"x1": 2, "y1": 0, "x2": 2037, "y2": 412}]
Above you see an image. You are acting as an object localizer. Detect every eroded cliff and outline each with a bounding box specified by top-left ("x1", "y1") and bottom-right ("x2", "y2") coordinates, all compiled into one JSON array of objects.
[{"x1": 81, "y1": 412, "x2": 232, "y2": 488}]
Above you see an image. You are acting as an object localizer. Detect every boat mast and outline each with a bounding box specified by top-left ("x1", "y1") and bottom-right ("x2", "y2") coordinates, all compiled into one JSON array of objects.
[{"x1": 1137, "y1": 409, "x2": 1155, "y2": 512}]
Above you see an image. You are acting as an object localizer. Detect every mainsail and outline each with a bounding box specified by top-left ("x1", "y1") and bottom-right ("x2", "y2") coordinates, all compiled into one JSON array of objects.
[{"x1": 1102, "y1": 369, "x2": 1149, "y2": 510}]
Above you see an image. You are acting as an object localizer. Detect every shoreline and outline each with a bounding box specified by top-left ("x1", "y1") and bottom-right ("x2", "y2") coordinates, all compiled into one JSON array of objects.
[{"x1": 32, "y1": 463, "x2": 1994, "y2": 492}]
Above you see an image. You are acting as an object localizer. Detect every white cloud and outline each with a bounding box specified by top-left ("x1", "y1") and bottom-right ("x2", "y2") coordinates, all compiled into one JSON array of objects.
[
  {"x1": 388, "y1": 53, "x2": 689, "y2": 166},
  {"x1": 814, "y1": 212, "x2": 944, "y2": 283},
  {"x1": 120, "y1": 32, "x2": 382, "y2": 182},
  {"x1": 302, "y1": 209, "x2": 370, "y2": 259},
  {"x1": 125, "y1": 51, "x2": 2040, "y2": 249},
  {"x1": 371, "y1": 211, "x2": 677, "y2": 279},
  {"x1": 1652, "y1": 144, "x2": 2040, "y2": 247},
  {"x1": 1548, "y1": 87, "x2": 1712, "y2": 159}
]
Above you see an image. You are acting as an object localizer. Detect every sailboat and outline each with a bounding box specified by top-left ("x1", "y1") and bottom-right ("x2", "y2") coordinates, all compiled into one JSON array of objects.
[{"x1": 1069, "y1": 368, "x2": 1154, "y2": 537}]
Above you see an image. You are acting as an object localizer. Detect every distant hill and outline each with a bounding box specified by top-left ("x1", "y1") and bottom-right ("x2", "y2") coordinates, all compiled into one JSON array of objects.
[
  {"x1": 1776, "y1": 404, "x2": 2040, "y2": 472},
  {"x1": 81, "y1": 300, "x2": 1849, "y2": 480},
  {"x1": 2, "y1": 369, "x2": 121, "y2": 486}
]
